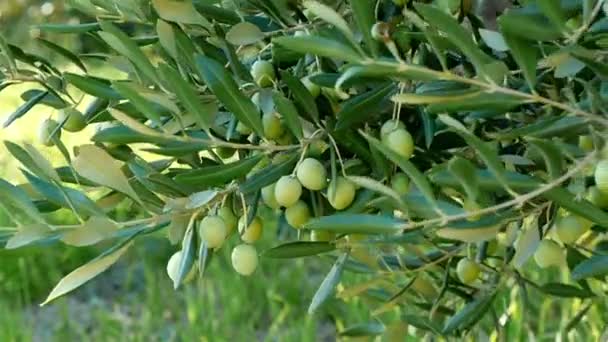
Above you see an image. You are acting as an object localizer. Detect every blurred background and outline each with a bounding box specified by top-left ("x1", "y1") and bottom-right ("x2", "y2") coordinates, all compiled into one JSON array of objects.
[{"x1": 0, "y1": 1, "x2": 373, "y2": 340}]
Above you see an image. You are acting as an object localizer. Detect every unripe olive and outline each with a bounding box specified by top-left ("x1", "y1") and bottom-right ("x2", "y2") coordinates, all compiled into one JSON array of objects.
[
  {"x1": 587, "y1": 185, "x2": 608, "y2": 209},
  {"x1": 383, "y1": 128, "x2": 414, "y2": 159},
  {"x1": 380, "y1": 119, "x2": 405, "y2": 139},
  {"x1": 38, "y1": 119, "x2": 61, "y2": 146},
  {"x1": 594, "y1": 160, "x2": 608, "y2": 194},
  {"x1": 216, "y1": 146, "x2": 235, "y2": 158},
  {"x1": 236, "y1": 121, "x2": 252, "y2": 135},
  {"x1": 391, "y1": 173, "x2": 409, "y2": 195},
  {"x1": 261, "y1": 183, "x2": 281, "y2": 209},
  {"x1": 218, "y1": 205, "x2": 238, "y2": 234},
  {"x1": 534, "y1": 239, "x2": 564, "y2": 268},
  {"x1": 238, "y1": 215, "x2": 263, "y2": 243},
  {"x1": 251, "y1": 60, "x2": 275, "y2": 88},
  {"x1": 328, "y1": 177, "x2": 356, "y2": 210},
  {"x1": 579, "y1": 135, "x2": 594, "y2": 152},
  {"x1": 371, "y1": 22, "x2": 390, "y2": 42},
  {"x1": 58, "y1": 107, "x2": 87, "y2": 132},
  {"x1": 263, "y1": 112, "x2": 284, "y2": 140},
  {"x1": 296, "y1": 158, "x2": 327, "y2": 190},
  {"x1": 274, "y1": 176, "x2": 302, "y2": 207},
  {"x1": 311, "y1": 230, "x2": 335, "y2": 242},
  {"x1": 231, "y1": 244, "x2": 258, "y2": 276},
  {"x1": 199, "y1": 215, "x2": 227, "y2": 248},
  {"x1": 302, "y1": 77, "x2": 320, "y2": 98},
  {"x1": 285, "y1": 200, "x2": 311, "y2": 229},
  {"x1": 555, "y1": 214, "x2": 590, "y2": 244},
  {"x1": 456, "y1": 258, "x2": 481, "y2": 284}
]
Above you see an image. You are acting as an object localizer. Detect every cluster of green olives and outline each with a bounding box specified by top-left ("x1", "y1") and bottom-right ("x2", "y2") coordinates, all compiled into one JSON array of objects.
[{"x1": 38, "y1": 107, "x2": 87, "y2": 146}]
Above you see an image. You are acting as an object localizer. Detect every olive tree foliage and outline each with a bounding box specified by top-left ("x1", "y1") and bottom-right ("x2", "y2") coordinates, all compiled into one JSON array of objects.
[{"x1": 1, "y1": 0, "x2": 608, "y2": 337}]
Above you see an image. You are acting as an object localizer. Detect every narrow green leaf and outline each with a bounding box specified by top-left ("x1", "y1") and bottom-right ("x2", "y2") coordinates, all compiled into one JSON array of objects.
[
  {"x1": 308, "y1": 251, "x2": 349, "y2": 314},
  {"x1": 152, "y1": 0, "x2": 210, "y2": 27},
  {"x1": 23, "y1": 171, "x2": 106, "y2": 218},
  {"x1": 98, "y1": 21, "x2": 159, "y2": 84},
  {"x1": 195, "y1": 55, "x2": 263, "y2": 136},
  {"x1": 3, "y1": 90, "x2": 47, "y2": 128},
  {"x1": 92, "y1": 125, "x2": 172, "y2": 145},
  {"x1": 303, "y1": 1, "x2": 357, "y2": 47},
  {"x1": 225, "y1": 22, "x2": 265, "y2": 45},
  {"x1": 336, "y1": 83, "x2": 395, "y2": 131},
  {"x1": 537, "y1": 0, "x2": 568, "y2": 31},
  {"x1": 439, "y1": 115, "x2": 513, "y2": 194},
  {"x1": 280, "y1": 71, "x2": 319, "y2": 123},
  {"x1": 272, "y1": 36, "x2": 362, "y2": 64},
  {"x1": 158, "y1": 63, "x2": 214, "y2": 131},
  {"x1": 539, "y1": 283, "x2": 594, "y2": 298},
  {"x1": 112, "y1": 81, "x2": 163, "y2": 125},
  {"x1": 5, "y1": 224, "x2": 51, "y2": 249},
  {"x1": 442, "y1": 294, "x2": 495, "y2": 334},
  {"x1": 64, "y1": 73, "x2": 121, "y2": 100},
  {"x1": 37, "y1": 38, "x2": 87, "y2": 72},
  {"x1": 20, "y1": 89, "x2": 66, "y2": 109},
  {"x1": 175, "y1": 154, "x2": 264, "y2": 189},
  {"x1": 349, "y1": 0, "x2": 379, "y2": 56},
  {"x1": 36, "y1": 22, "x2": 101, "y2": 34},
  {"x1": 339, "y1": 322, "x2": 386, "y2": 337},
  {"x1": 305, "y1": 214, "x2": 403, "y2": 234},
  {"x1": 527, "y1": 139, "x2": 564, "y2": 180},
  {"x1": 263, "y1": 241, "x2": 335, "y2": 258},
  {"x1": 571, "y1": 255, "x2": 608, "y2": 280},
  {"x1": 0, "y1": 179, "x2": 45, "y2": 225},
  {"x1": 500, "y1": 32, "x2": 537, "y2": 89},
  {"x1": 498, "y1": 12, "x2": 562, "y2": 41},
  {"x1": 272, "y1": 92, "x2": 303, "y2": 139},
  {"x1": 448, "y1": 156, "x2": 480, "y2": 201},
  {"x1": 41, "y1": 242, "x2": 132, "y2": 305},
  {"x1": 174, "y1": 220, "x2": 196, "y2": 289},
  {"x1": 362, "y1": 133, "x2": 439, "y2": 210},
  {"x1": 415, "y1": 4, "x2": 496, "y2": 81},
  {"x1": 393, "y1": 91, "x2": 525, "y2": 114}
]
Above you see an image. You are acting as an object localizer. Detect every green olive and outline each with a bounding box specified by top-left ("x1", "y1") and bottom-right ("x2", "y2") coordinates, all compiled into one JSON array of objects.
[
  {"x1": 285, "y1": 200, "x2": 311, "y2": 229},
  {"x1": 238, "y1": 215, "x2": 263, "y2": 243},
  {"x1": 199, "y1": 215, "x2": 227, "y2": 248},
  {"x1": 218, "y1": 205, "x2": 238, "y2": 234},
  {"x1": 311, "y1": 230, "x2": 335, "y2": 242},
  {"x1": 594, "y1": 160, "x2": 608, "y2": 194},
  {"x1": 296, "y1": 158, "x2": 327, "y2": 190},
  {"x1": 579, "y1": 135, "x2": 594, "y2": 152},
  {"x1": 456, "y1": 258, "x2": 481, "y2": 284},
  {"x1": 383, "y1": 128, "x2": 414, "y2": 159},
  {"x1": 251, "y1": 60, "x2": 275, "y2": 88},
  {"x1": 261, "y1": 183, "x2": 281, "y2": 209},
  {"x1": 38, "y1": 119, "x2": 61, "y2": 146},
  {"x1": 371, "y1": 22, "x2": 390, "y2": 42},
  {"x1": 328, "y1": 177, "x2": 356, "y2": 210},
  {"x1": 555, "y1": 214, "x2": 590, "y2": 244},
  {"x1": 263, "y1": 112, "x2": 284, "y2": 140},
  {"x1": 391, "y1": 173, "x2": 409, "y2": 195},
  {"x1": 587, "y1": 185, "x2": 608, "y2": 209},
  {"x1": 302, "y1": 77, "x2": 320, "y2": 98},
  {"x1": 534, "y1": 239, "x2": 564, "y2": 268},
  {"x1": 231, "y1": 244, "x2": 258, "y2": 276},
  {"x1": 58, "y1": 107, "x2": 87, "y2": 132},
  {"x1": 216, "y1": 146, "x2": 236, "y2": 158},
  {"x1": 380, "y1": 119, "x2": 405, "y2": 139},
  {"x1": 274, "y1": 176, "x2": 302, "y2": 207}
]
